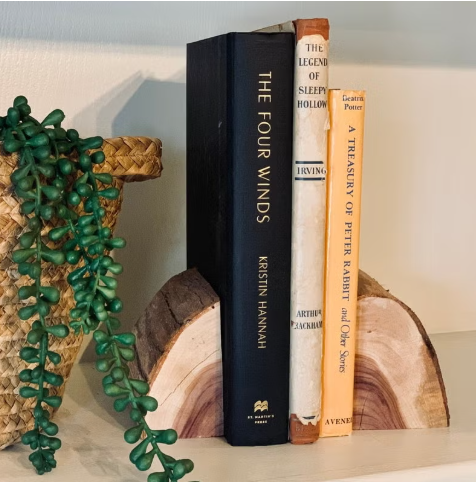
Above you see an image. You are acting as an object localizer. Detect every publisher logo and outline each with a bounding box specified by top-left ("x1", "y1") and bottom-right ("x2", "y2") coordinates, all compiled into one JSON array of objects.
[{"x1": 254, "y1": 400, "x2": 269, "y2": 412}]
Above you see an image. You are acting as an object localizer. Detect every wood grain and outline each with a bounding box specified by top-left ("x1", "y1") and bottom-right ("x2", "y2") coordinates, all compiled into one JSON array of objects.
[
  {"x1": 130, "y1": 268, "x2": 222, "y2": 438},
  {"x1": 353, "y1": 270, "x2": 449, "y2": 429}
]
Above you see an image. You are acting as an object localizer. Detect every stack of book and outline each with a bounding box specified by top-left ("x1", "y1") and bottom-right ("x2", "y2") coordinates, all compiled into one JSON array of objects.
[{"x1": 187, "y1": 18, "x2": 366, "y2": 446}]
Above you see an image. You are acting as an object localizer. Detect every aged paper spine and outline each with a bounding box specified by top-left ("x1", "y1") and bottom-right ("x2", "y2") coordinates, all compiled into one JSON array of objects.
[
  {"x1": 320, "y1": 90, "x2": 366, "y2": 437},
  {"x1": 289, "y1": 18, "x2": 330, "y2": 444}
]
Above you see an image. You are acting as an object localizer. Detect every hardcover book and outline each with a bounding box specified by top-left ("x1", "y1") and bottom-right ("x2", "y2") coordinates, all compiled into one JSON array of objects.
[
  {"x1": 187, "y1": 32, "x2": 294, "y2": 446},
  {"x1": 320, "y1": 89, "x2": 366, "y2": 437},
  {"x1": 258, "y1": 18, "x2": 330, "y2": 444}
]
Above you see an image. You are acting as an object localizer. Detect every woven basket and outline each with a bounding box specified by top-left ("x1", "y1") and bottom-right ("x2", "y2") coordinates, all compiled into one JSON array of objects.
[{"x1": 0, "y1": 136, "x2": 162, "y2": 449}]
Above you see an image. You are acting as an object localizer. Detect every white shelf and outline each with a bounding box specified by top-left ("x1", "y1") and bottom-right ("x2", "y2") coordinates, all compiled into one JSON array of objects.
[{"x1": 1, "y1": 331, "x2": 474, "y2": 482}]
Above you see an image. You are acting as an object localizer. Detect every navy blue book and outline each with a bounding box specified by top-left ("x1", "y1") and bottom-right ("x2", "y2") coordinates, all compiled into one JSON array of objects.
[{"x1": 186, "y1": 32, "x2": 294, "y2": 446}]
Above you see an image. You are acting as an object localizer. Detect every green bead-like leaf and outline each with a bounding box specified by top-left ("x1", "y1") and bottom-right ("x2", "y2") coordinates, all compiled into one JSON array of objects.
[
  {"x1": 48, "y1": 437, "x2": 61, "y2": 450},
  {"x1": 148, "y1": 472, "x2": 169, "y2": 482},
  {"x1": 94, "y1": 172, "x2": 113, "y2": 184},
  {"x1": 40, "y1": 204, "x2": 54, "y2": 220},
  {"x1": 48, "y1": 226, "x2": 69, "y2": 242},
  {"x1": 46, "y1": 324, "x2": 69, "y2": 338},
  {"x1": 6, "y1": 107, "x2": 20, "y2": 127},
  {"x1": 96, "y1": 358, "x2": 114, "y2": 372},
  {"x1": 129, "y1": 379, "x2": 149, "y2": 395},
  {"x1": 10, "y1": 164, "x2": 31, "y2": 183},
  {"x1": 114, "y1": 396, "x2": 130, "y2": 412},
  {"x1": 20, "y1": 386, "x2": 38, "y2": 398},
  {"x1": 99, "y1": 275, "x2": 118, "y2": 290},
  {"x1": 33, "y1": 146, "x2": 51, "y2": 162},
  {"x1": 91, "y1": 151, "x2": 106, "y2": 165},
  {"x1": 130, "y1": 438, "x2": 150, "y2": 464},
  {"x1": 41, "y1": 186, "x2": 60, "y2": 201},
  {"x1": 80, "y1": 136, "x2": 103, "y2": 150},
  {"x1": 47, "y1": 351, "x2": 61, "y2": 365},
  {"x1": 18, "y1": 285, "x2": 36, "y2": 300},
  {"x1": 108, "y1": 263, "x2": 124, "y2": 275},
  {"x1": 66, "y1": 250, "x2": 81, "y2": 264},
  {"x1": 21, "y1": 429, "x2": 38, "y2": 445},
  {"x1": 18, "y1": 304, "x2": 38, "y2": 320},
  {"x1": 136, "y1": 396, "x2": 158, "y2": 412},
  {"x1": 44, "y1": 371, "x2": 64, "y2": 387},
  {"x1": 43, "y1": 395, "x2": 62, "y2": 408},
  {"x1": 19, "y1": 231, "x2": 36, "y2": 249},
  {"x1": 41, "y1": 109, "x2": 65, "y2": 127},
  {"x1": 124, "y1": 424, "x2": 144, "y2": 444},
  {"x1": 119, "y1": 347, "x2": 135, "y2": 361},
  {"x1": 12, "y1": 248, "x2": 36, "y2": 263},
  {"x1": 27, "y1": 328, "x2": 45, "y2": 345},
  {"x1": 17, "y1": 176, "x2": 34, "y2": 191},
  {"x1": 135, "y1": 451, "x2": 155, "y2": 471},
  {"x1": 13, "y1": 95, "x2": 28, "y2": 107},
  {"x1": 26, "y1": 133, "x2": 49, "y2": 148},
  {"x1": 58, "y1": 158, "x2": 73, "y2": 175},
  {"x1": 109, "y1": 298, "x2": 123, "y2": 313},
  {"x1": 44, "y1": 422, "x2": 59, "y2": 436},
  {"x1": 20, "y1": 200, "x2": 36, "y2": 215},
  {"x1": 41, "y1": 286, "x2": 60, "y2": 303},
  {"x1": 19, "y1": 369, "x2": 33, "y2": 382},
  {"x1": 36, "y1": 298, "x2": 50, "y2": 317},
  {"x1": 104, "y1": 383, "x2": 128, "y2": 397},
  {"x1": 28, "y1": 262, "x2": 41, "y2": 279},
  {"x1": 98, "y1": 187, "x2": 120, "y2": 200},
  {"x1": 111, "y1": 367, "x2": 124, "y2": 381},
  {"x1": 93, "y1": 330, "x2": 108, "y2": 344},
  {"x1": 41, "y1": 249, "x2": 65, "y2": 265},
  {"x1": 20, "y1": 347, "x2": 39, "y2": 361},
  {"x1": 97, "y1": 285, "x2": 116, "y2": 300}
]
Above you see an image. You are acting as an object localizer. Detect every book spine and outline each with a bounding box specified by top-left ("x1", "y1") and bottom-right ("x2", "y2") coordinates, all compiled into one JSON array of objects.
[
  {"x1": 289, "y1": 18, "x2": 330, "y2": 444},
  {"x1": 187, "y1": 33, "x2": 294, "y2": 446},
  {"x1": 320, "y1": 90, "x2": 366, "y2": 437}
]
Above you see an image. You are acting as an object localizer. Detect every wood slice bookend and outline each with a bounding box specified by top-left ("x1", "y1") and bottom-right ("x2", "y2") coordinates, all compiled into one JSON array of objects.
[
  {"x1": 353, "y1": 270, "x2": 449, "y2": 430},
  {"x1": 130, "y1": 269, "x2": 449, "y2": 439},
  {"x1": 129, "y1": 269, "x2": 223, "y2": 438}
]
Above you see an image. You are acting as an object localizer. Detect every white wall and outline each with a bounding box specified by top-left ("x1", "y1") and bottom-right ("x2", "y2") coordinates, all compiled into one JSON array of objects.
[{"x1": 0, "y1": 2, "x2": 474, "y2": 359}]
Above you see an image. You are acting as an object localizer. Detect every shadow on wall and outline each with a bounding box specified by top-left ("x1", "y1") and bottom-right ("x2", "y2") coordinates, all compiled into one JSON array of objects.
[{"x1": 78, "y1": 75, "x2": 186, "y2": 363}]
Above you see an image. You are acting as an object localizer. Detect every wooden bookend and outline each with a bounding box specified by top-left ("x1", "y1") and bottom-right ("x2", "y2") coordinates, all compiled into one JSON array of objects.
[
  {"x1": 130, "y1": 269, "x2": 449, "y2": 438},
  {"x1": 353, "y1": 270, "x2": 449, "y2": 430},
  {"x1": 129, "y1": 269, "x2": 223, "y2": 438}
]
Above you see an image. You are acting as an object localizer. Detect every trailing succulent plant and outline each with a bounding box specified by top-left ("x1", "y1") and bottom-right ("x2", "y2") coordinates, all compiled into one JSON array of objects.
[{"x1": 0, "y1": 96, "x2": 194, "y2": 481}]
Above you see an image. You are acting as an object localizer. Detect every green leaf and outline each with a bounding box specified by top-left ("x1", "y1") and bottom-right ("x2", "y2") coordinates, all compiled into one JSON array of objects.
[
  {"x1": 41, "y1": 249, "x2": 65, "y2": 265},
  {"x1": 94, "y1": 172, "x2": 112, "y2": 183},
  {"x1": 91, "y1": 151, "x2": 106, "y2": 165},
  {"x1": 99, "y1": 187, "x2": 120, "y2": 200},
  {"x1": 113, "y1": 396, "x2": 130, "y2": 412},
  {"x1": 17, "y1": 176, "x2": 34, "y2": 191},
  {"x1": 114, "y1": 332, "x2": 135, "y2": 346},
  {"x1": 129, "y1": 438, "x2": 150, "y2": 464},
  {"x1": 79, "y1": 136, "x2": 103, "y2": 150},
  {"x1": 20, "y1": 200, "x2": 36, "y2": 215},
  {"x1": 78, "y1": 215, "x2": 95, "y2": 227},
  {"x1": 124, "y1": 424, "x2": 144, "y2": 444},
  {"x1": 18, "y1": 285, "x2": 36, "y2": 300},
  {"x1": 44, "y1": 395, "x2": 62, "y2": 408},
  {"x1": 41, "y1": 109, "x2": 65, "y2": 127},
  {"x1": 104, "y1": 383, "x2": 128, "y2": 397},
  {"x1": 48, "y1": 437, "x2": 61, "y2": 450},
  {"x1": 10, "y1": 164, "x2": 31, "y2": 183},
  {"x1": 67, "y1": 266, "x2": 88, "y2": 285},
  {"x1": 28, "y1": 262, "x2": 41, "y2": 279},
  {"x1": 93, "y1": 330, "x2": 108, "y2": 344},
  {"x1": 96, "y1": 358, "x2": 114, "y2": 372},
  {"x1": 33, "y1": 146, "x2": 51, "y2": 162},
  {"x1": 47, "y1": 351, "x2": 61, "y2": 365},
  {"x1": 36, "y1": 298, "x2": 50, "y2": 317},
  {"x1": 135, "y1": 451, "x2": 155, "y2": 471},
  {"x1": 41, "y1": 286, "x2": 60, "y2": 303},
  {"x1": 136, "y1": 396, "x2": 158, "y2": 412},
  {"x1": 39, "y1": 204, "x2": 54, "y2": 220},
  {"x1": 66, "y1": 250, "x2": 81, "y2": 265},
  {"x1": 108, "y1": 263, "x2": 124, "y2": 275},
  {"x1": 20, "y1": 347, "x2": 39, "y2": 361},
  {"x1": 18, "y1": 304, "x2": 38, "y2": 320},
  {"x1": 147, "y1": 472, "x2": 169, "y2": 482},
  {"x1": 6, "y1": 107, "x2": 20, "y2": 126},
  {"x1": 44, "y1": 371, "x2": 64, "y2": 387},
  {"x1": 19, "y1": 369, "x2": 33, "y2": 382},
  {"x1": 41, "y1": 186, "x2": 60, "y2": 201},
  {"x1": 21, "y1": 429, "x2": 38, "y2": 446},
  {"x1": 97, "y1": 285, "x2": 116, "y2": 300},
  {"x1": 26, "y1": 133, "x2": 49, "y2": 147},
  {"x1": 99, "y1": 275, "x2": 118, "y2": 290},
  {"x1": 129, "y1": 379, "x2": 149, "y2": 395},
  {"x1": 19, "y1": 231, "x2": 36, "y2": 249},
  {"x1": 12, "y1": 248, "x2": 36, "y2": 263},
  {"x1": 58, "y1": 158, "x2": 73, "y2": 175},
  {"x1": 44, "y1": 422, "x2": 59, "y2": 436},
  {"x1": 119, "y1": 347, "x2": 135, "y2": 361},
  {"x1": 46, "y1": 324, "x2": 69, "y2": 338},
  {"x1": 109, "y1": 298, "x2": 123, "y2": 313},
  {"x1": 48, "y1": 226, "x2": 69, "y2": 242},
  {"x1": 27, "y1": 328, "x2": 45, "y2": 345},
  {"x1": 13, "y1": 95, "x2": 28, "y2": 107},
  {"x1": 20, "y1": 386, "x2": 38, "y2": 398}
]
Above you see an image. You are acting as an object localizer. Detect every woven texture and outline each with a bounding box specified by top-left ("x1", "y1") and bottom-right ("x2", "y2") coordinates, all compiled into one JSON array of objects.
[{"x1": 0, "y1": 136, "x2": 162, "y2": 449}]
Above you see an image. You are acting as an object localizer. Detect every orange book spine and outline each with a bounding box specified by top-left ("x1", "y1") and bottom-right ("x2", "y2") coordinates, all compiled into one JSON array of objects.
[{"x1": 320, "y1": 90, "x2": 366, "y2": 437}]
